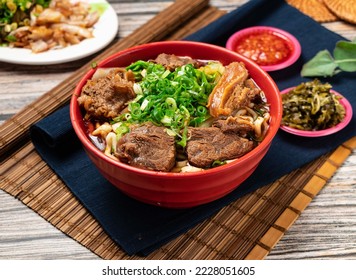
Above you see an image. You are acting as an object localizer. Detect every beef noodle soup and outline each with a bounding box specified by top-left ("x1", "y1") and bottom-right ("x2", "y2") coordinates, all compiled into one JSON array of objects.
[{"x1": 78, "y1": 54, "x2": 271, "y2": 172}]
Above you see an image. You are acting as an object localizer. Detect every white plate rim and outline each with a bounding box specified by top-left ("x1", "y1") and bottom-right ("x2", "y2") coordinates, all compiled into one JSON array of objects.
[{"x1": 0, "y1": 0, "x2": 118, "y2": 65}]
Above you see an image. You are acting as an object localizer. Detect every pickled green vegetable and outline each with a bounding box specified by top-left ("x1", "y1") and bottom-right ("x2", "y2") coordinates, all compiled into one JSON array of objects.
[{"x1": 281, "y1": 80, "x2": 345, "y2": 131}]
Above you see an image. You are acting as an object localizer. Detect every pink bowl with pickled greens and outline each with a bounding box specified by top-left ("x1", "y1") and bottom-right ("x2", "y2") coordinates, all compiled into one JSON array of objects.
[
  {"x1": 70, "y1": 41, "x2": 282, "y2": 208},
  {"x1": 280, "y1": 87, "x2": 353, "y2": 137}
]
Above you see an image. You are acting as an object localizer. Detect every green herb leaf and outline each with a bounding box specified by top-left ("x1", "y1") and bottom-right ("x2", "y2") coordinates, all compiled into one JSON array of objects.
[
  {"x1": 333, "y1": 41, "x2": 356, "y2": 72},
  {"x1": 301, "y1": 40, "x2": 356, "y2": 77},
  {"x1": 301, "y1": 50, "x2": 339, "y2": 77}
]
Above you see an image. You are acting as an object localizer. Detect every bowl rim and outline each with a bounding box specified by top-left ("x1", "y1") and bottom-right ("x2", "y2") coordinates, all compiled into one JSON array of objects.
[
  {"x1": 225, "y1": 26, "x2": 302, "y2": 72},
  {"x1": 279, "y1": 86, "x2": 353, "y2": 137},
  {"x1": 70, "y1": 40, "x2": 282, "y2": 178}
]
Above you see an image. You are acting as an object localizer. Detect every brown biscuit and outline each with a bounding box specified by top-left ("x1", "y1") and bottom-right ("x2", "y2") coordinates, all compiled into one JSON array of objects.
[
  {"x1": 286, "y1": 0, "x2": 338, "y2": 22},
  {"x1": 323, "y1": 0, "x2": 356, "y2": 24}
]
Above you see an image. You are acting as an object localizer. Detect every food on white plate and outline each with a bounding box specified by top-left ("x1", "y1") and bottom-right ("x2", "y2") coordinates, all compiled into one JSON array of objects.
[
  {"x1": 78, "y1": 54, "x2": 271, "y2": 172},
  {"x1": 0, "y1": 0, "x2": 100, "y2": 53},
  {"x1": 281, "y1": 79, "x2": 346, "y2": 131}
]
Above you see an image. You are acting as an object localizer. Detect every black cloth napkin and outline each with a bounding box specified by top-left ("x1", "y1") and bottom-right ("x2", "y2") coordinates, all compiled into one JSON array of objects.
[{"x1": 30, "y1": 0, "x2": 355, "y2": 256}]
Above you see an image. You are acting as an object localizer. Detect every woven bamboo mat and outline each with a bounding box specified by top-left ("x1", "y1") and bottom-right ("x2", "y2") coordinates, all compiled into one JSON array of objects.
[{"x1": 1, "y1": 0, "x2": 355, "y2": 259}]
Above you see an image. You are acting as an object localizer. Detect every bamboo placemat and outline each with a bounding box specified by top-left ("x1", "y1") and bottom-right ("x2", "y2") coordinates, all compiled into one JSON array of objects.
[{"x1": 1, "y1": 0, "x2": 355, "y2": 259}]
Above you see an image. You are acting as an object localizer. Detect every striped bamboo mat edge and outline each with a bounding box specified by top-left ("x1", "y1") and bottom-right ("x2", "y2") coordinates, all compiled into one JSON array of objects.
[{"x1": 245, "y1": 137, "x2": 356, "y2": 259}]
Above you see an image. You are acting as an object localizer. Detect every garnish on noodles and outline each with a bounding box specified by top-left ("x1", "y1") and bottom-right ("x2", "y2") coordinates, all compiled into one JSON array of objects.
[
  {"x1": 78, "y1": 54, "x2": 271, "y2": 172},
  {"x1": 281, "y1": 79, "x2": 345, "y2": 131},
  {"x1": 115, "y1": 60, "x2": 222, "y2": 148}
]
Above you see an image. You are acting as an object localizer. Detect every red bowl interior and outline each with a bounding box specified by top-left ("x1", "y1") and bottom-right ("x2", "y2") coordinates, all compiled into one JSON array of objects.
[
  {"x1": 226, "y1": 26, "x2": 301, "y2": 72},
  {"x1": 70, "y1": 41, "x2": 282, "y2": 208}
]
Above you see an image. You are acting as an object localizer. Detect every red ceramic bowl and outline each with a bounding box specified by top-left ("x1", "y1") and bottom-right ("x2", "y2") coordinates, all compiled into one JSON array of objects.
[
  {"x1": 70, "y1": 41, "x2": 282, "y2": 208},
  {"x1": 226, "y1": 26, "x2": 301, "y2": 72}
]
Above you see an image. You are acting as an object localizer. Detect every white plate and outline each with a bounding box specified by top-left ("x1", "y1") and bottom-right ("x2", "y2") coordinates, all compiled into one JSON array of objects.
[{"x1": 0, "y1": 0, "x2": 118, "y2": 65}]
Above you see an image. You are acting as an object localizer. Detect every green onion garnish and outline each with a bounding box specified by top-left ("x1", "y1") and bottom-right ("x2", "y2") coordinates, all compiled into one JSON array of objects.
[{"x1": 115, "y1": 61, "x2": 221, "y2": 147}]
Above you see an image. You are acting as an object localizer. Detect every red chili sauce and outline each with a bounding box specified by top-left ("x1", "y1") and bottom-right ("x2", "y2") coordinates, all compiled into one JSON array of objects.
[{"x1": 235, "y1": 31, "x2": 293, "y2": 66}]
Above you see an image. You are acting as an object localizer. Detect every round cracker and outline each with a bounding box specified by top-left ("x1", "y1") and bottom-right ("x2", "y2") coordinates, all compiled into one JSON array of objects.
[
  {"x1": 323, "y1": 0, "x2": 356, "y2": 24},
  {"x1": 287, "y1": 0, "x2": 338, "y2": 22}
]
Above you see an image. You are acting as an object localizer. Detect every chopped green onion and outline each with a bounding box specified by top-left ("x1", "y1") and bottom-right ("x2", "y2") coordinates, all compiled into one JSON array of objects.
[
  {"x1": 116, "y1": 61, "x2": 220, "y2": 147},
  {"x1": 91, "y1": 61, "x2": 98, "y2": 69},
  {"x1": 212, "y1": 160, "x2": 227, "y2": 167},
  {"x1": 114, "y1": 123, "x2": 130, "y2": 139}
]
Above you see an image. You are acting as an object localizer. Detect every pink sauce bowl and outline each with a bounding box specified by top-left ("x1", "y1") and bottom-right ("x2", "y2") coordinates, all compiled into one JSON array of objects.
[{"x1": 226, "y1": 26, "x2": 301, "y2": 72}]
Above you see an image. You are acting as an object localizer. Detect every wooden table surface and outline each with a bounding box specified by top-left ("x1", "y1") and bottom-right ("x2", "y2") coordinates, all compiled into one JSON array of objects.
[{"x1": 0, "y1": 0, "x2": 355, "y2": 260}]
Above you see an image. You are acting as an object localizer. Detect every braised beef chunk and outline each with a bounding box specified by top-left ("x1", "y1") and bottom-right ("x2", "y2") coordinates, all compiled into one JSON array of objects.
[
  {"x1": 244, "y1": 78, "x2": 263, "y2": 104},
  {"x1": 153, "y1": 53, "x2": 204, "y2": 71},
  {"x1": 213, "y1": 116, "x2": 255, "y2": 137},
  {"x1": 115, "y1": 124, "x2": 176, "y2": 172},
  {"x1": 186, "y1": 127, "x2": 254, "y2": 168},
  {"x1": 78, "y1": 69, "x2": 135, "y2": 120}
]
